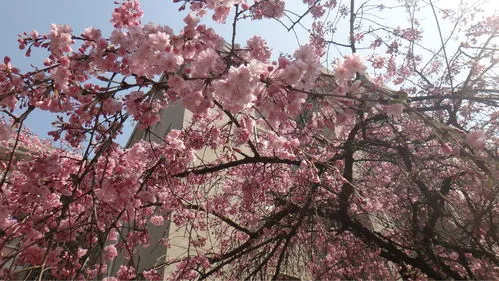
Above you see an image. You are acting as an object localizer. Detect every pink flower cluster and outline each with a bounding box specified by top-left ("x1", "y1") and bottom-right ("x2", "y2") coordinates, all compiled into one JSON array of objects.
[
  {"x1": 0, "y1": 57, "x2": 21, "y2": 110},
  {"x1": 465, "y1": 130, "x2": 486, "y2": 149},
  {"x1": 109, "y1": 23, "x2": 182, "y2": 77},
  {"x1": 123, "y1": 90, "x2": 165, "y2": 128},
  {"x1": 334, "y1": 53, "x2": 367, "y2": 86},
  {"x1": 245, "y1": 36, "x2": 272, "y2": 63},
  {"x1": 250, "y1": 45, "x2": 320, "y2": 126},
  {"x1": 48, "y1": 24, "x2": 73, "y2": 56},
  {"x1": 252, "y1": 0, "x2": 285, "y2": 19},
  {"x1": 213, "y1": 64, "x2": 259, "y2": 113},
  {"x1": 111, "y1": 0, "x2": 143, "y2": 28},
  {"x1": 0, "y1": 1, "x2": 497, "y2": 280}
]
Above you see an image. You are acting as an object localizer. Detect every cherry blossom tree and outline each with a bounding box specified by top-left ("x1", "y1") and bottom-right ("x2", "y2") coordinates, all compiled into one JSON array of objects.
[{"x1": 0, "y1": 0, "x2": 498, "y2": 280}]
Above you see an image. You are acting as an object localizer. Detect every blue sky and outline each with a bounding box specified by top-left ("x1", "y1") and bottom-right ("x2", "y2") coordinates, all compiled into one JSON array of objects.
[{"x1": 0, "y1": 1, "x2": 311, "y2": 146}]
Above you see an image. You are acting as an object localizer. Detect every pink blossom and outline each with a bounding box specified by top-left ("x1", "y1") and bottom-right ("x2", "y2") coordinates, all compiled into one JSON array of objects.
[
  {"x1": 0, "y1": 94, "x2": 18, "y2": 110},
  {"x1": 184, "y1": 12, "x2": 200, "y2": 26},
  {"x1": 111, "y1": 0, "x2": 143, "y2": 28},
  {"x1": 383, "y1": 103, "x2": 404, "y2": 117},
  {"x1": 399, "y1": 27, "x2": 422, "y2": 42},
  {"x1": 281, "y1": 60, "x2": 307, "y2": 85},
  {"x1": 167, "y1": 75, "x2": 186, "y2": 92},
  {"x1": 310, "y1": 4, "x2": 325, "y2": 18},
  {"x1": 371, "y1": 56, "x2": 385, "y2": 69},
  {"x1": 150, "y1": 215, "x2": 164, "y2": 226},
  {"x1": 449, "y1": 252, "x2": 459, "y2": 260},
  {"x1": 213, "y1": 64, "x2": 258, "y2": 112},
  {"x1": 252, "y1": 0, "x2": 285, "y2": 19},
  {"x1": 246, "y1": 36, "x2": 272, "y2": 62},
  {"x1": 147, "y1": 31, "x2": 170, "y2": 50},
  {"x1": 103, "y1": 245, "x2": 118, "y2": 261},
  {"x1": 465, "y1": 130, "x2": 486, "y2": 149},
  {"x1": 335, "y1": 54, "x2": 366, "y2": 85},
  {"x1": 143, "y1": 269, "x2": 161, "y2": 280},
  {"x1": 440, "y1": 142, "x2": 453, "y2": 155},
  {"x1": 343, "y1": 53, "x2": 367, "y2": 74},
  {"x1": 192, "y1": 48, "x2": 222, "y2": 75},
  {"x1": 213, "y1": 5, "x2": 231, "y2": 23},
  {"x1": 279, "y1": 45, "x2": 321, "y2": 89},
  {"x1": 48, "y1": 24, "x2": 73, "y2": 55},
  {"x1": 77, "y1": 248, "x2": 88, "y2": 258},
  {"x1": 182, "y1": 90, "x2": 208, "y2": 113},
  {"x1": 82, "y1": 27, "x2": 102, "y2": 41}
]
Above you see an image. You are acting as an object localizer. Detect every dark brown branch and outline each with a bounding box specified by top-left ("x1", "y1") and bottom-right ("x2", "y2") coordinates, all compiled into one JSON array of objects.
[{"x1": 173, "y1": 156, "x2": 301, "y2": 178}]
